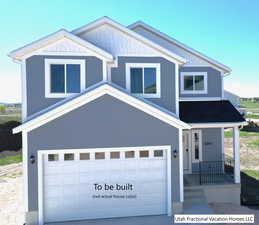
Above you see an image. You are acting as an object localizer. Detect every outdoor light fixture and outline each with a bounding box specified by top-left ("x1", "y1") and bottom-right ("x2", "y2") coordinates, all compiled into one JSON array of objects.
[
  {"x1": 30, "y1": 155, "x2": 35, "y2": 164},
  {"x1": 173, "y1": 149, "x2": 177, "y2": 158}
]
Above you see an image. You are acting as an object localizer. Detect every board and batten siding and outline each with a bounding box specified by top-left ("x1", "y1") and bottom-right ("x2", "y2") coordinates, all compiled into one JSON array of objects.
[
  {"x1": 111, "y1": 56, "x2": 176, "y2": 113},
  {"x1": 192, "y1": 128, "x2": 223, "y2": 172},
  {"x1": 26, "y1": 55, "x2": 103, "y2": 116},
  {"x1": 27, "y1": 94, "x2": 180, "y2": 212},
  {"x1": 179, "y1": 67, "x2": 222, "y2": 98}
]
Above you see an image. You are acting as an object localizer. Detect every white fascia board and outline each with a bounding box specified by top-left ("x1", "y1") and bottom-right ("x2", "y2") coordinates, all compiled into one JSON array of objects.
[
  {"x1": 128, "y1": 21, "x2": 231, "y2": 73},
  {"x1": 190, "y1": 121, "x2": 247, "y2": 128},
  {"x1": 13, "y1": 83, "x2": 190, "y2": 134},
  {"x1": 179, "y1": 97, "x2": 222, "y2": 101},
  {"x1": 8, "y1": 29, "x2": 113, "y2": 61},
  {"x1": 72, "y1": 17, "x2": 187, "y2": 64}
]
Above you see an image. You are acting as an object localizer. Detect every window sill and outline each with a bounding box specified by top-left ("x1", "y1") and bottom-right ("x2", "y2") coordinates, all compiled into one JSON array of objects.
[
  {"x1": 132, "y1": 93, "x2": 161, "y2": 98},
  {"x1": 181, "y1": 90, "x2": 207, "y2": 95},
  {"x1": 45, "y1": 93, "x2": 79, "y2": 98}
]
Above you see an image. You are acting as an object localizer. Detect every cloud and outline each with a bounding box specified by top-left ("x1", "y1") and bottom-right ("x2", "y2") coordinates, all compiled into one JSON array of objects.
[{"x1": 225, "y1": 81, "x2": 259, "y2": 98}]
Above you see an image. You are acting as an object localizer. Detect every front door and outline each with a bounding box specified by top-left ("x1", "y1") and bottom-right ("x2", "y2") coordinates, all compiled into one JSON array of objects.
[{"x1": 183, "y1": 132, "x2": 191, "y2": 174}]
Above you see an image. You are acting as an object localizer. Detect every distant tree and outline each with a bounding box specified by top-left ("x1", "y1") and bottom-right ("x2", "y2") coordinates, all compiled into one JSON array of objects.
[{"x1": 0, "y1": 104, "x2": 6, "y2": 114}]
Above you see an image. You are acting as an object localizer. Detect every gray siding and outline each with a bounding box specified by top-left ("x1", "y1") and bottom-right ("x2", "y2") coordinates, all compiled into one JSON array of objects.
[
  {"x1": 26, "y1": 55, "x2": 103, "y2": 116},
  {"x1": 179, "y1": 67, "x2": 222, "y2": 98},
  {"x1": 111, "y1": 57, "x2": 176, "y2": 113},
  {"x1": 27, "y1": 94, "x2": 180, "y2": 211},
  {"x1": 192, "y1": 128, "x2": 223, "y2": 172}
]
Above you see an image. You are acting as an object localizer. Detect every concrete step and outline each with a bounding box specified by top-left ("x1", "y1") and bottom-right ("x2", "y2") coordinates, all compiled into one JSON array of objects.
[{"x1": 184, "y1": 188, "x2": 204, "y2": 198}]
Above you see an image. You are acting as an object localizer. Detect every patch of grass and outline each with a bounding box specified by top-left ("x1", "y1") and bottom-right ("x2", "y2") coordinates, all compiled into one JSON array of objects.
[
  {"x1": 246, "y1": 114, "x2": 259, "y2": 119},
  {"x1": 240, "y1": 100, "x2": 259, "y2": 109},
  {"x1": 0, "y1": 154, "x2": 22, "y2": 166},
  {"x1": 242, "y1": 170, "x2": 259, "y2": 180},
  {"x1": 225, "y1": 130, "x2": 259, "y2": 138},
  {"x1": 0, "y1": 115, "x2": 21, "y2": 124},
  {"x1": 248, "y1": 139, "x2": 259, "y2": 148}
]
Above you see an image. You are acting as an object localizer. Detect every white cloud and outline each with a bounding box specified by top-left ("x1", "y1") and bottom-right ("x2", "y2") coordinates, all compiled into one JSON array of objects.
[
  {"x1": 0, "y1": 74, "x2": 21, "y2": 103},
  {"x1": 225, "y1": 80, "x2": 259, "y2": 98}
]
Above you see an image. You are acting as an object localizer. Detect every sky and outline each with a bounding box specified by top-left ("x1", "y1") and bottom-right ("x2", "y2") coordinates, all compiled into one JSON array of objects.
[{"x1": 0, "y1": 0, "x2": 258, "y2": 103}]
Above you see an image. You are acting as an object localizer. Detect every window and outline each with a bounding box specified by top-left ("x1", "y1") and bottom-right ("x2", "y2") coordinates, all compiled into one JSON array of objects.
[
  {"x1": 126, "y1": 63, "x2": 161, "y2": 98},
  {"x1": 181, "y1": 72, "x2": 207, "y2": 94},
  {"x1": 48, "y1": 154, "x2": 59, "y2": 161},
  {"x1": 95, "y1": 152, "x2": 105, "y2": 160},
  {"x1": 64, "y1": 153, "x2": 74, "y2": 161},
  {"x1": 125, "y1": 151, "x2": 135, "y2": 158},
  {"x1": 45, "y1": 59, "x2": 85, "y2": 98},
  {"x1": 139, "y1": 150, "x2": 149, "y2": 158},
  {"x1": 110, "y1": 152, "x2": 120, "y2": 159},
  {"x1": 154, "y1": 150, "x2": 163, "y2": 157},
  {"x1": 192, "y1": 130, "x2": 202, "y2": 162},
  {"x1": 80, "y1": 153, "x2": 90, "y2": 160}
]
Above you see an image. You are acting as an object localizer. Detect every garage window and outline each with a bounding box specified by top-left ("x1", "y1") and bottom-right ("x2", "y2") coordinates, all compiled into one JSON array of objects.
[
  {"x1": 64, "y1": 153, "x2": 74, "y2": 161},
  {"x1": 95, "y1": 152, "x2": 105, "y2": 160},
  {"x1": 125, "y1": 151, "x2": 135, "y2": 158},
  {"x1": 80, "y1": 153, "x2": 90, "y2": 160},
  {"x1": 110, "y1": 152, "x2": 120, "y2": 159},
  {"x1": 140, "y1": 150, "x2": 149, "y2": 158},
  {"x1": 154, "y1": 150, "x2": 163, "y2": 157},
  {"x1": 48, "y1": 154, "x2": 59, "y2": 161}
]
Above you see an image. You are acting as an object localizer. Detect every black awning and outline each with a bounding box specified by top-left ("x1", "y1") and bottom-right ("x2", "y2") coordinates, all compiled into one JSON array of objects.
[{"x1": 179, "y1": 100, "x2": 245, "y2": 124}]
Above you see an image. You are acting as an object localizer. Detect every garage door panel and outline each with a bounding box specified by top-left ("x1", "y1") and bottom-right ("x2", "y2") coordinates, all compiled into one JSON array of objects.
[{"x1": 43, "y1": 148, "x2": 169, "y2": 223}]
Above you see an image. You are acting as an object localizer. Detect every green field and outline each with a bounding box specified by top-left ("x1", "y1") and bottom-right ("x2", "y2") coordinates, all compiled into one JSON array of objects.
[
  {"x1": 0, "y1": 154, "x2": 22, "y2": 166},
  {"x1": 246, "y1": 114, "x2": 259, "y2": 119},
  {"x1": 242, "y1": 170, "x2": 259, "y2": 180},
  {"x1": 240, "y1": 100, "x2": 259, "y2": 109},
  {"x1": 224, "y1": 130, "x2": 259, "y2": 138},
  {"x1": 0, "y1": 115, "x2": 21, "y2": 124}
]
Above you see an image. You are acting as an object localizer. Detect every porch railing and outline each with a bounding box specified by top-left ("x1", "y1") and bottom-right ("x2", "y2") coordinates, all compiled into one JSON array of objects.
[{"x1": 199, "y1": 154, "x2": 234, "y2": 185}]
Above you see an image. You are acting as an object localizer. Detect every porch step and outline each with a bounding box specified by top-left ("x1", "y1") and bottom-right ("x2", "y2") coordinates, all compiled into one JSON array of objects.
[{"x1": 184, "y1": 188, "x2": 207, "y2": 204}]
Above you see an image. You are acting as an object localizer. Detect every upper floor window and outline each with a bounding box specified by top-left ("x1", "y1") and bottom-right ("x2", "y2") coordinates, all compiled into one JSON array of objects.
[
  {"x1": 181, "y1": 72, "x2": 207, "y2": 94},
  {"x1": 126, "y1": 63, "x2": 161, "y2": 98},
  {"x1": 45, "y1": 59, "x2": 85, "y2": 98}
]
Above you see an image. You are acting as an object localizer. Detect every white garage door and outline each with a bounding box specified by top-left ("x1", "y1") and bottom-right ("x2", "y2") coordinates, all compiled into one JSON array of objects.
[{"x1": 41, "y1": 147, "x2": 169, "y2": 223}]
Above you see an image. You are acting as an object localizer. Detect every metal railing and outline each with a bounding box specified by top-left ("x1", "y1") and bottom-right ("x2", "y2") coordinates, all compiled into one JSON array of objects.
[{"x1": 199, "y1": 154, "x2": 234, "y2": 185}]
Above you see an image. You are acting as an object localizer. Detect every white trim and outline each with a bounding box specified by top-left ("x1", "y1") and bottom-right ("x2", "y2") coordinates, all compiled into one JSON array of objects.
[
  {"x1": 182, "y1": 130, "x2": 192, "y2": 174},
  {"x1": 22, "y1": 131, "x2": 29, "y2": 212},
  {"x1": 8, "y1": 29, "x2": 113, "y2": 61},
  {"x1": 233, "y1": 127, "x2": 240, "y2": 183},
  {"x1": 180, "y1": 72, "x2": 208, "y2": 94},
  {"x1": 175, "y1": 63, "x2": 179, "y2": 116},
  {"x1": 125, "y1": 63, "x2": 161, "y2": 98},
  {"x1": 180, "y1": 97, "x2": 222, "y2": 101},
  {"x1": 221, "y1": 71, "x2": 224, "y2": 99},
  {"x1": 37, "y1": 145, "x2": 172, "y2": 224},
  {"x1": 179, "y1": 129, "x2": 184, "y2": 202},
  {"x1": 13, "y1": 83, "x2": 190, "y2": 134},
  {"x1": 72, "y1": 17, "x2": 187, "y2": 64},
  {"x1": 128, "y1": 21, "x2": 231, "y2": 73},
  {"x1": 21, "y1": 59, "x2": 27, "y2": 121},
  {"x1": 38, "y1": 151, "x2": 44, "y2": 225},
  {"x1": 190, "y1": 122, "x2": 247, "y2": 128},
  {"x1": 191, "y1": 130, "x2": 202, "y2": 163},
  {"x1": 44, "y1": 59, "x2": 85, "y2": 98},
  {"x1": 102, "y1": 60, "x2": 108, "y2": 81}
]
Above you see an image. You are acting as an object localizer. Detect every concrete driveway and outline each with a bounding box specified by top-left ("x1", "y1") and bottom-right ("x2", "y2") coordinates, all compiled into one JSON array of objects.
[{"x1": 46, "y1": 215, "x2": 174, "y2": 225}]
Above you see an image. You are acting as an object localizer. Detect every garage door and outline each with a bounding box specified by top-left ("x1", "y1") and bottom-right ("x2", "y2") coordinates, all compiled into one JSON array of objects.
[{"x1": 41, "y1": 147, "x2": 169, "y2": 223}]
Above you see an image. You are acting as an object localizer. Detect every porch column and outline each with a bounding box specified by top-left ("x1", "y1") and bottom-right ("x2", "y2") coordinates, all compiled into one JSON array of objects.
[{"x1": 233, "y1": 126, "x2": 240, "y2": 183}]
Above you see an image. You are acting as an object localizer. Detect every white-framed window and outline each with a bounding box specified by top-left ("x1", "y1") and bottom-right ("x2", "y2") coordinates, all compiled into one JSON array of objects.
[
  {"x1": 126, "y1": 63, "x2": 161, "y2": 98},
  {"x1": 181, "y1": 72, "x2": 207, "y2": 94},
  {"x1": 191, "y1": 130, "x2": 202, "y2": 162},
  {"x1": 45, "y1": 59, "x2": 85, "y2": 98}
]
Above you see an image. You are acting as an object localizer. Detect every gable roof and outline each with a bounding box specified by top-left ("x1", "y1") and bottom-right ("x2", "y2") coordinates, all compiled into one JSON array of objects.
[
  {"x1": 128, "y1": 21, "x2": 231, "y2": 73},
  {"x1": 8, "y1": 29, "x2": 113, "y2": 61},
  {"x1": 13, "y1": 82, "x2": 190, "y2": 134},
  {"x1": 72, "y1": 16, "x2": 187, "y2": 64}
]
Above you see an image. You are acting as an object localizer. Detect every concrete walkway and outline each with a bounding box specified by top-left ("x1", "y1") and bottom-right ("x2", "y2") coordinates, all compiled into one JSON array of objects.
[{"x1": 46, "y1": 215, "x2": 174, "y2": 225}]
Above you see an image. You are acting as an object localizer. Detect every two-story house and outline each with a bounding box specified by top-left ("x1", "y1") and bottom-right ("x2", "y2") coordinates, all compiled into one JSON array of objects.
[{"x1": 9, "y1": 17, "x2": 246, "y2": 225}]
